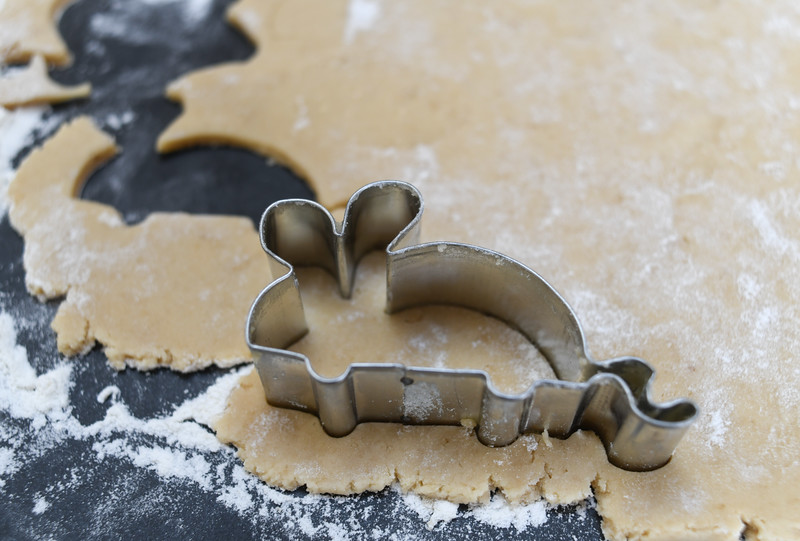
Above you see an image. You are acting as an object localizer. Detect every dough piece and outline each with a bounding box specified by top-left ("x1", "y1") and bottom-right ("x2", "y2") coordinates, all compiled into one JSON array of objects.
[
  {"x1": 0, "y1": 0, "x2": 76, "y2": 66},
  {"x1": 168, "y1": 1, "x2": 800, "y2": 538},
  {"x1": 0, "y1": 54, "x2": 90, "y2": 108},
  {"x1": 7, "y1": 117, "x2": 269, "y2": 371}
]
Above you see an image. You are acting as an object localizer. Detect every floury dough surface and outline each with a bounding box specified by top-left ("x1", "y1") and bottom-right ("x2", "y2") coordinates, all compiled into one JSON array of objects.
[
  {"x1": 0, "y1": 0, "x2": 76, "y2": 66},
  {"x1": 5, "y1": 0, "x2": 800, "y2": 538},
  {"x1": 162, "y1": 1, "x2": 800, "y2": 539},
  {"x1": 8, "y1": 118, "x2": 268, "y2": 371},
  {"x1": 0, "y1": 54, "x2": 90, "y2": 108},
  {"x1": 0, "y1": 0, "x2": 91, "y2": 107}
]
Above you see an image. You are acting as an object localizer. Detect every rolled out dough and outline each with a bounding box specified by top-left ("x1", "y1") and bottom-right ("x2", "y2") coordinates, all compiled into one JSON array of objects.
[
  {"x1": 8, "y1": 118, "x2": 267, "y2": 371},
  {"x1": 0, "y1": 0, "x2": 76, "y2": 66},
  {"x1": 6, "y1": 0, "x2": 800, "y2": 538},
  {"x1": 0, "y1": 0, "x2": 92, "y2": 108},
  {"x1": 0, "y1": 54, "x2": 90, "y2": 108},
  {"x1": 162, "y1": 1, "x2": 800, "y2": 539}
]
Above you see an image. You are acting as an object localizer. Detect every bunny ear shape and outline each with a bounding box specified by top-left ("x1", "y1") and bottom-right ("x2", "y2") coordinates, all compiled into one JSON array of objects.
[
  {"x1": 260, "y1": 181, "x2": 423, "y2": 299},
  {"x1": 247, "y1": 181, "x2": 697, "y2": 472}
]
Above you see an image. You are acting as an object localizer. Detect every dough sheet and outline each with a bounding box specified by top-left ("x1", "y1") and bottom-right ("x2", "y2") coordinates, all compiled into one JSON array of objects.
[
  {"x1": 0, "y1": 0, "x2": 75, "y2": 66},
  {"x1": 0, "y1": 0, "x2": 91, "y2": 108},
  {"x1": 164, "y1": 1, "x2": 800, "y2": 539},
  {"x1": 0, "y1": 54, "x2": 90, "y2": 108},
  {"x1": 8, "y1": 118, "x2": 266, "y2": 371},
  {"x1": 6, "y1": 0, "x2": 800, "y2": 538}
]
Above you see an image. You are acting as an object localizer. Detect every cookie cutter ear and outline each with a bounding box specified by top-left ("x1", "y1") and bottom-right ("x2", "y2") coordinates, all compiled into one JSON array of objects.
[{"x1": 246, "y1": 181, "x2": 697, "y2": 471}]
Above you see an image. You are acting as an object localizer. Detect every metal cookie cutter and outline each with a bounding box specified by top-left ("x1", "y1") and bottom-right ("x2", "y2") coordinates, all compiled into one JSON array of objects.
[{"x1": 246, "y1": 181, "x2": 697, "y2": 471}]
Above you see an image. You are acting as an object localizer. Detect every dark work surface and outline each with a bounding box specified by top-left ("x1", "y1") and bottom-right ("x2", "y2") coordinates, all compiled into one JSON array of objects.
[{"x1": 0, "y1": 0, "x2": 605, "y2": 539}]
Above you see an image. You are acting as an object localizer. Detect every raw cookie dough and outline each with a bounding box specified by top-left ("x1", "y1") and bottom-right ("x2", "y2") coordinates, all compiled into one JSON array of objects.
[
  {"x1": 166, "y1": 1, "x2": 800, "y2": 538},
  {"x1": 0, "y1": 0, "x2": 91, "y2": 108},
  {"x1": 8, "y1": 117, "x2": 268, "y2": 371},
  {"x1": 0, "y1": 54, "x2": 90, "y2": 108},
  {"x1": 0, "y1": 0, "x2": 76, "y2": 66}
]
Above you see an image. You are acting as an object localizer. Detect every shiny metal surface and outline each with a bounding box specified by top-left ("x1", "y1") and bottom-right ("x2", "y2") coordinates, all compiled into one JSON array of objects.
[{"x1": 246, "y1": 181, "x2": 697, "y2": 471}]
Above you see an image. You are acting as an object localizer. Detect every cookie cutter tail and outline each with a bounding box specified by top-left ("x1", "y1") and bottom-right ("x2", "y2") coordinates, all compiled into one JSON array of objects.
[{"x1": 246, "y1": 180, "x2": 698, "y2": 471}]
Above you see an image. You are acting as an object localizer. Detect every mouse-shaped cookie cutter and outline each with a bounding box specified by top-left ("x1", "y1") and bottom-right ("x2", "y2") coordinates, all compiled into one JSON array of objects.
[{"x1": 246, "y1": 181, "x2": 697, "y2": 471}]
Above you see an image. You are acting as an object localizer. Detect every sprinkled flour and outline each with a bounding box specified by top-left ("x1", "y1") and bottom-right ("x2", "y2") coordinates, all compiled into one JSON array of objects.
[
  {"x1": 102, "y1": 110, "x2": 135, "y2": 132},
  {"x1": 139, "y1": 0, "x2": 215, "y2": 25},
  {"x1": 90, "y1": 0, "x2": 215, "y2": 43},
  {"x1": 32, "y1": 495, "x2": 50, "y2": 515},
  {"x1": 344, "y1": 0, "x2": 382, "y2": 44}
]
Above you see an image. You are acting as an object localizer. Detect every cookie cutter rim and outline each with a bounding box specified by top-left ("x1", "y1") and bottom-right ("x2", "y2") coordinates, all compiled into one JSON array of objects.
[{"x1": 246, "y1": 180, "x2": 698, "y2": 471}]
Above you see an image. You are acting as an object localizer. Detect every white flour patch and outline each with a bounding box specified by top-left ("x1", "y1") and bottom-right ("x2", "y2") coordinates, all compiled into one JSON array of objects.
[
  {"x1": 102, "y1": 110, "x2": 135, "y2": 132},
  {"x1": 344, "y1": 0, "x2": 381, "y2": 44},
  {"x1": 96, "y1": 385, "x2": 120, "y2": 403},
  {"x1": 402, "y1": 491, "x2": 459, "y2": 529},
  {"x1": 703, "y1": 410, "x2": 731, "y2": 448},
  {"x1": 403, "y1": 489, "x2": 551, "y2": 532},
  {"x1": 747, "y1": 198, "x2": 799, "y2": 261},
  {"x1": 403, "y1": 381, "x2": 443, "y2": 420},
  {"x1": 0, "y1": 446, "x2": 15, "y2": 487},
  {"x1": 32, "y1": 495, "x2": 49, "y2": 514},
  {"x1": 0, "y1": 312, "x2": 73, "y2": 425},
  {"x1": 471, "y1": 494, "x2": 548, "y2": 531},
  {"x1": 90, "y1": 0, "x2": 215, "y2": 46},
  {"x1": 293, "y1": 96, "x2": 310, "y2": 132}
]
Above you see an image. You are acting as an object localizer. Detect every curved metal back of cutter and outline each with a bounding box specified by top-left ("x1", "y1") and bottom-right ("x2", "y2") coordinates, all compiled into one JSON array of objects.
[{"x1": 246, "y1": 181, "x2": 698, "y2": 471}]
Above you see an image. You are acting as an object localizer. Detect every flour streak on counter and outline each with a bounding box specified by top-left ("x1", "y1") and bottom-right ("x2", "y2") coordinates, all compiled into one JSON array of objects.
[{"x1": 89, "y1": 0, "x2": 215, "y2": 44}]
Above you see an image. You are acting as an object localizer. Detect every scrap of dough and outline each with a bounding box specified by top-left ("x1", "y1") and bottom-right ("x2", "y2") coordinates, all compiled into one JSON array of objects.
[
  {"x1": 7, "y1": 117, "x2": 269, "y2": 371},
  {"x1": 168, "y1": 0, "x2": 800, "y2": 539},
  {"x1": 0, "y1": 0, "x2": 76, "y2": 66},
  {"x1": 0, "y1": 54, "x2": 90, "y2": 108}
]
